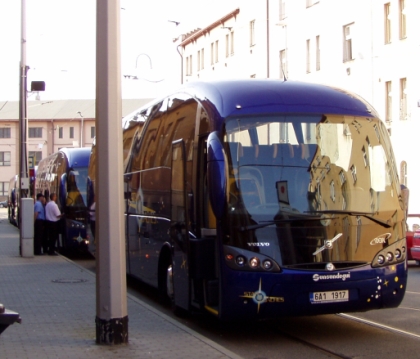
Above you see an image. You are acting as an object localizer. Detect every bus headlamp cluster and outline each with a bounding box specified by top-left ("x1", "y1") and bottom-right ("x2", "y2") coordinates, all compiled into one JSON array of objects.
[
  {"x1": 224, "y1": 245, "x2": 281, "y2": 272},
  {"x1": 372, "y1": 238, "x2": 406, "y2": 268}
]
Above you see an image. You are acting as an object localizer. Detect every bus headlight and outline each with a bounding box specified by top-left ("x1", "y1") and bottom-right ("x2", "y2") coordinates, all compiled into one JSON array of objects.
[
  {"x1": 236, "y1": 256, "x2": 246, "y2": 266},
  {"x1": 262, "y1": 260, "x2": 273, "y2": 270},
  {"x1": 224, "y1": 245, "x2": 281, "y2": 272},
  {"x1": 372, "y1": 238, "x2": 406, "y2": 268},
  {"x1": 377, "y1": 255, "x2": 385, "y2": 265},
  {"x1": 249, "y1": 257, "x2": 259, "y2": 268}
]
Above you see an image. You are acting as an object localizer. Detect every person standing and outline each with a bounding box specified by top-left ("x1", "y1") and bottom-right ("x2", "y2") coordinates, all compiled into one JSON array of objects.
[
  {"x1": 45, "y1": 193, "x2": 63, "y2": 255},
  {"x1": 33, "y1": 193, "x2": 46, "y2": 255}
]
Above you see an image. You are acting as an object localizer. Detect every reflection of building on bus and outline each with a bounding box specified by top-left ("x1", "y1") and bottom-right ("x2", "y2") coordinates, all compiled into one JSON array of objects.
[
  {"x1": 90, "y1": 80, "x2": 407, "y2": 321},
  {"x1": 35, "y1": 147, "x2": 90, "y2": 254}
]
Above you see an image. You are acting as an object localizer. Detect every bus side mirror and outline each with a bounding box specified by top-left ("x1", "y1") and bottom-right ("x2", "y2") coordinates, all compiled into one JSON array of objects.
[
  {"x1": 207, "y1": 131, "x2": 226, "y2": 220},
  {"x1": 400, "y1": 184, "x2": 409, "y2": 218},
  {"x1": 59, "y1": 173, "x2": 67, "y2": 207}
]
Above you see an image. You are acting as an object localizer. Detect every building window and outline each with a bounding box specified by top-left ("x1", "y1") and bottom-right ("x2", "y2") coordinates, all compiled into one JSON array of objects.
[
  {"x1": 385, "y1": 81, "x2": 392, "y2": 123},
  {"x1": 385, "y1": 3, "x2": 391, "y2": 44},
  {"x1": 0, "y1": 182, "x2": 9, "y2": 196},
  {"x1": 250, "y1": 20, "x2": 255, "y2": 46},
  {"x1": 185, "y1": 55, "x2": 192, "y2": 76},
  {"x1": 399, "y1": 0, "x2": 406, "y2": 39},
  {"x1": 400, "y1": 161, "x2": 408, "y2": 186},
  {"x1": 186, "y1": 55, "x2": 193, "y2": 76},
  {"x1": 58, "y1": 127, "x2": 63, "y2": 139},
  {"x1": 316, "y1": 35, "x2": 321, "y2": 71},
  {"x1": 69, "y1": 126, "x2": 74, "y2": 139},
  {"x1": 197, "y1": 50, "x2": 201, "y2": 71},
  {"x1": 230, "y1": 31, "x2": 235, "y2": 55},
  {"x1": 211, "y1": 42, "x2": 218, "y2": 65},
  {"x1": 306, "y1": 39, "x2": 311, "y2": 73},
  {"x1": 29, "y1": 127, "x2": 42, "y2": 138},
  {"x1": 28, "y1": 151, "x2": 42, "y2": 166},
  {"x1": 200, "y1": 48, "x2": 204, "y2": 70},
  {"x1": 226, "y1": 34, "x2": 230, "y2": 57},
  {"x1": 343, "y1": 23, "x2": 354, "y2": 62},
  {"x1": 400, "y1": 77, "x2": 407, "y2": 120},
  {"x1": 91, "y1": 126, "x2": 95, "y2": 138},
  {"x1": 279, "y1": 0, "x2": 286, "y2": 20},
  {"x1": 279, "y1": 49, "x2": 288, "y2": 79},
  {"x1": 0, "y1": 151, "x2": 11, "y2": 166},
  {"x1": 0, "y1": 128, "x2": 11, "y2": 138}
]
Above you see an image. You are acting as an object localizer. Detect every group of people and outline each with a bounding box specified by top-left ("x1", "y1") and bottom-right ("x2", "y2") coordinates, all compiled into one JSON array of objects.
[{"x1": 33, "y1": 192, "x2": 64, "y2": 255}]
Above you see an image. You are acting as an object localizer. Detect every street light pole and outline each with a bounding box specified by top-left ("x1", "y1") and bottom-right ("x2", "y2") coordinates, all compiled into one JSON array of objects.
[
  {"x1": 19, "y1": 0, "x2": 34, "y2": 258},
  {"x1": 19, "y1": 0, "x2": 29, "y2": 197}
]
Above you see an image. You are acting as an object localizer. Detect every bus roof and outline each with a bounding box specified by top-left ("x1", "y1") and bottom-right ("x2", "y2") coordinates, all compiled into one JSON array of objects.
[
  {"x1": 60, "y1": 147, "x2": 91, "y2": 168},
  {"x1": 180, "y1": 80, "x2": 379, "y2": 120}
]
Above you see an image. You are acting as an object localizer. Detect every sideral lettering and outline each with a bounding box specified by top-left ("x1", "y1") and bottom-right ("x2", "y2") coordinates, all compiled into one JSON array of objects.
[{"x1": 312, "y1": 272, "x2": 351, "y2": 282}]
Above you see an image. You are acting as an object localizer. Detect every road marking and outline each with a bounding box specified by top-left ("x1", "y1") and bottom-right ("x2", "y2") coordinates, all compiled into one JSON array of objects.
[
  {"x1": 398, "y1": 306, "x2": 420, "y2": 312},
  {"x1": 338, "y1": 313, "x2": 420, "y2": 340}
]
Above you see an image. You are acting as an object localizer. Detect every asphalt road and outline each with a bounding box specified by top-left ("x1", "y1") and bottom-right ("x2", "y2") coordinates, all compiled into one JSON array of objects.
[
  {"x1": 2, "y1": 208, "x2": 419, "y2": 358},
  {"x1": 72, "y1": 250, "x2": 420, "y2": 358}
]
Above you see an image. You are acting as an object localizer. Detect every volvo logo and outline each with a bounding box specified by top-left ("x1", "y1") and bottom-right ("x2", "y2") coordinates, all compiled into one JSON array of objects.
[{"x1": 370, "y1": 233, "x2": 391, "y2": 246}]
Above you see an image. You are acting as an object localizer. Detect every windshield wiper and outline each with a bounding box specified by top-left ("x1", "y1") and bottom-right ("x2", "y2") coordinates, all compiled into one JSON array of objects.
[
  {"x1": 304, "y1": 210, "x2": 391, "y2": 228},
  {"x1": 239, "y1": 216, "x2": 325, "y2": 231}
]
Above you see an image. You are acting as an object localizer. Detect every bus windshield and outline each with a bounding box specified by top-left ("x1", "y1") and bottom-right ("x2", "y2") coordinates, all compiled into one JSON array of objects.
[
  {"x1": 222, "y1": 114, "x2": 403, "y2": 267},
  {"x1": 66, "y1": 167, "x2": 88, "y2": 208}
]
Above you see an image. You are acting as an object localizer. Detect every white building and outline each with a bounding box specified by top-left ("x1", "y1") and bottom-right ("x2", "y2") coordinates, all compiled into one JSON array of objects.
[{"x1": 179, "y1": 0, "x2": 420, "y2": 216}]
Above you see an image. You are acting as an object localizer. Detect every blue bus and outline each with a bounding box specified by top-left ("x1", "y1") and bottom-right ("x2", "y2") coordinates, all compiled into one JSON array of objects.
[
  {"x1": 120, "y1": 79, "x2": 407, "y2": 320},
  {"x1": 35, "y1": 147, "x2": 91, "y2": 253}
]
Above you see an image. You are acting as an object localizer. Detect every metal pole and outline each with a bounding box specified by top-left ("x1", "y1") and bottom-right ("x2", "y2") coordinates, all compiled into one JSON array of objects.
[
  {"x1": 19, "y1": 0, "x2": 28, "y2": 198},
  {"x1": 95, "y1": 0, "x2": 128, "y2": 344},
  {"x1": 19, "y1": 0, "x2": 33, "y2": 257}
]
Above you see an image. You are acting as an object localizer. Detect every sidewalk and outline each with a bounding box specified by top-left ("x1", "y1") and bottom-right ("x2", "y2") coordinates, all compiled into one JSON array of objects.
[{"x1": 0, "y1": 214, "x2": 242, "y2": 359}]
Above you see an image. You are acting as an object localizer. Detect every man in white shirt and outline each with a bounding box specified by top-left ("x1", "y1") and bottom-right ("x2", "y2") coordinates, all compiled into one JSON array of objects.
[{"x1": 45, "y1": 193, "x2": 63, "y2": 255}]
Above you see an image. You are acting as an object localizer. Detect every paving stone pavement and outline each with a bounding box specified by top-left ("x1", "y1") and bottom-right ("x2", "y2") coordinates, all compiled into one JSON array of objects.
[{"x1": 0, "y1": 211, "x2": 243, "y2": 359}]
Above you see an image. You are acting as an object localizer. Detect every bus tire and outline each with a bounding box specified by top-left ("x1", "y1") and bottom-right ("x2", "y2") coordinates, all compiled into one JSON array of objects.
[{"x1": 158, "y1": 251, "x2": 188, "y2": 317}]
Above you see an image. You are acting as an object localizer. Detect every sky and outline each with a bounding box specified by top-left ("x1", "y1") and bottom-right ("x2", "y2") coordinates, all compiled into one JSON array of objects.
[{"x1": 0, "y1": 0, "x2": 239, "y2": 101}]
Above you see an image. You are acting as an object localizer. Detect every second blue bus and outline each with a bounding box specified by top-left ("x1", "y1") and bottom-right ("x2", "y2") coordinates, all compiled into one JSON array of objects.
[{"x1": 35, "y1": 147, "x2": 91, "y2": 253}]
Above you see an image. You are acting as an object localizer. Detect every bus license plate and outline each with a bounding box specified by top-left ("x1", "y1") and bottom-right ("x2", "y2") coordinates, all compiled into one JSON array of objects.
[{"x1": 310, "y1": 290, "x2": 349, "y2": 304}]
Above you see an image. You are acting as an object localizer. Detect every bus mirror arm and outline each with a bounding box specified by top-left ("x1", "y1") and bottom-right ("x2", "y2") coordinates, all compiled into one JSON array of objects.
[{"x1": 207, "y1": 131, "x2": 226, "y2": 220}]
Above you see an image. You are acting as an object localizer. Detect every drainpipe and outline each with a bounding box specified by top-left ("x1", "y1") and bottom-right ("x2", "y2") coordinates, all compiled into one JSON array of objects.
[
  {"x1": 177, "y1": 44, "x2": 183, "y2": 84},
  {"x1": 77, "y1": 112, "x2": 84, "y2": 147}
]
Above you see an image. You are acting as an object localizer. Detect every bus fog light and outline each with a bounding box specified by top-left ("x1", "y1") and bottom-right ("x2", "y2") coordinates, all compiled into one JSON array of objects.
[
  {"x1": 250, "y1": 257, "x2": 259, "y2": 268},
  {"x1": 395, "y1": 249, "x2": 401, "y2": 259},
  {"x1": 377, "y1": 255, "x2": 385, "y2": 265},
  {"x1": 386, "y1": 252, "x2": 393, "y2": 262},
  {"x1": 236, "y1": 256, "x2": 246, "y2": 266},
  {"x1": 262, "y1": 260, "x2": 272, "y2": 270}
]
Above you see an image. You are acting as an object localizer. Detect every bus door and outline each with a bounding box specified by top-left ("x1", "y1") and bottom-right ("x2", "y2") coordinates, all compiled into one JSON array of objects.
[{"x1": 170, "y1": 140, "x2": 190, "y2": 310}]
